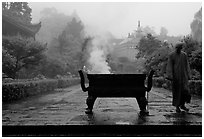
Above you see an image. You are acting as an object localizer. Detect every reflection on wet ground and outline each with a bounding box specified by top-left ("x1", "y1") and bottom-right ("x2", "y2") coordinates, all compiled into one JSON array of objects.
[
  {"x1": 164, "y1": 112, "x2": 202, "y2": 125},
  {"x1": 69, "y1": 108, "x2": 201, "y2": 126},
  {"x1": 2, "y1": 86, "x2": 202, "y2": 126},
  {"x1": 2, "y1": 85, "x2": 202, "y2": 136}
]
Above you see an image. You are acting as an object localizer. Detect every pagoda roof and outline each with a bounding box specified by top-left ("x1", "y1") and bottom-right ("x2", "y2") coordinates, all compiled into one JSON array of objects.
[{"x1": 2, "y1": 13, "x2": 41, "y2": 37}]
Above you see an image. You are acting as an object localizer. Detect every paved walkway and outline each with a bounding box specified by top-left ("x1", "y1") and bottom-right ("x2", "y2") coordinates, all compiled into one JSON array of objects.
[{"x1": 2, "y1": 85, "x2": 202, "y2": 136}]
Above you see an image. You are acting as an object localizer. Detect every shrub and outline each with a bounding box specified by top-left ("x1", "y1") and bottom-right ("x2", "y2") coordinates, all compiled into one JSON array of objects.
[
  {"x1": 153, "y1": 77, "x2": 166, "y2": 88},
  {"x1": 153, "y1": 77, "x2": 201, "y2": 96},
  {"x1": 57, "y1": 78, "x2": 80, "y2": 88},
  {"x1": 2, "y1": 77, "x2": 80, "y2": 102},
  {"x1": 2, "y1": 35, "x2": 46, "y2": 79},
  {"x1": 189, "y1": 80, "x2": 202, "y2": 96},
  {"x1": 2, "y1": 79, "x2": 58, "y2": 102}
]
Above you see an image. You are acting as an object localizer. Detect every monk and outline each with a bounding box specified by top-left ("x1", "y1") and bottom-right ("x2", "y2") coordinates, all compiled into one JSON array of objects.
[{"x1": 166, "y1": 42, "x2": 191, "y2": 113}]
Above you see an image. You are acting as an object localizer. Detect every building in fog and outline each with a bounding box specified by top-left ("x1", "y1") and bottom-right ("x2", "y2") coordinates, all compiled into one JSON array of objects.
[
  {"x1": 2, "y1": 13, "x2": 41, "y2": 39},
  {"x1": 112, "y1": 21, "x2": 145, "y2": 62}
]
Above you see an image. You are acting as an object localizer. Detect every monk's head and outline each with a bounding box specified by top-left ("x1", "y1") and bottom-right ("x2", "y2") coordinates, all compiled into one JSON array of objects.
[{"x1": 175, "y1": 42, "x2": 184, "y2": 54}]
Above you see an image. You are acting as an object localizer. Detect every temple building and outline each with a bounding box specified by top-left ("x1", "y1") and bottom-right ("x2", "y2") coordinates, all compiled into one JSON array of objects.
[
  {"x1": 2, "y1": 13, "x2": 41, "y2": 39},
  {"x1": 128, "y1": 20, "x2": 144, "y2": 39},
  {"x1": 112, "y1": 21, "x2": 145, "y2": 62}
]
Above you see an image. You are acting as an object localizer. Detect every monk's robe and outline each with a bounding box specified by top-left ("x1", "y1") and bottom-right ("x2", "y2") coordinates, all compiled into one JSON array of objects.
[{"x1": 166, "y1": 51, "x2": 191, "y2": 107}]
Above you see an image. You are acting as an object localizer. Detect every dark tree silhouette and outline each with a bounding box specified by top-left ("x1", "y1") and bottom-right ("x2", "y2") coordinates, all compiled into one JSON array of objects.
[
  {"x1": 2, "y1": 36, "x2": 46, "y2": 79},
  {"x1": 2, "y1": 2, "x2": 32, "y2": 24}
]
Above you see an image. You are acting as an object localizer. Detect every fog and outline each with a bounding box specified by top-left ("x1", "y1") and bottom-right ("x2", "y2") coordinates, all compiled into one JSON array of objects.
[
  {"x1": 29, "y1": 2, "x2": 201, "y2": 38},
  {"x1": 27, "y1": 2, "x2": 202, "y2": 74}
]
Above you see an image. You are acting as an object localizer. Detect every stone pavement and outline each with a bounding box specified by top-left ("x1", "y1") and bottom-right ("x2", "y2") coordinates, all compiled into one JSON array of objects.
[{"x1": 2, "y1": 85, "x2": 202, "y2": 136}]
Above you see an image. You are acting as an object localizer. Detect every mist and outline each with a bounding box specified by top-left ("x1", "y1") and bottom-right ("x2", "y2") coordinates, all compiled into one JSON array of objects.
[
  {"x1": 29, "y1": 2, "x2": 201, "y2": 74},
  {"x1": 29, "y1": 2, "x2": 201, "y2": 38},
  {"x1": 35, "y1": 7, "x2": 76, "y2": 44}
]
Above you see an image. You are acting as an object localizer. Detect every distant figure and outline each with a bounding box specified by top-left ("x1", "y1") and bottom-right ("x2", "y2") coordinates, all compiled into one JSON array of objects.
[{"x1": 166, "y1": 42, "x2": 191, "y2": 113}]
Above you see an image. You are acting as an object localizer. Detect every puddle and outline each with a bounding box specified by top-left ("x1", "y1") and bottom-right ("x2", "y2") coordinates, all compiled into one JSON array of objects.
[
  {"x1": 164, "y1": 112, "x2": 202, "y2": 125},
  {"x1": 115, "y1": 121, "x2": 130, "y2": 125},
  {"x1": 70, "y1": 115, "x2": 89, "y2": 121},
  {"x1": 101, "y1": 108, "x2": 136, "y2": 113}
]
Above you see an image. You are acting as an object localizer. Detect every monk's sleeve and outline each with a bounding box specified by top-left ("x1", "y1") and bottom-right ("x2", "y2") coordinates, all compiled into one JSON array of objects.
[
  {"x1": 186, "y1": 55, "x2": 191, "y2": 80},
  {"x1": 166, "y1": 54, "x2": 173, "y2": 80}
]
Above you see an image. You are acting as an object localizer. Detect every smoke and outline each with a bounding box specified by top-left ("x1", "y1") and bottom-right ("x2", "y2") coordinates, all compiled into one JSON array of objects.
[
  {"x1": 190, "y1": 7, "x2": 202, "y2": 42},
  {"x1": 85, "y1": 35, "x2": 113, "y2": 74}
]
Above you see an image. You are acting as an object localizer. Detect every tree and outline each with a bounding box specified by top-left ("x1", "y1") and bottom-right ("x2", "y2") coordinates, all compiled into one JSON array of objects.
[
  {"x1": 145, "y1": 45, "x2": 172, "y2": 76},
  {"x1": 61, "y1": 18, "x2": 84, "y2": 42},
  {"x1": 36, "y1": 8, "x2": 81, "y2": 44},
  {"x1": 182, "y1": 35, "x2": 200, "y2": 56},
  {"x1": 2, "y1": 2, "x2": 32, "y2": 24},
  {"x1": 138, "y1": 34, "x2": 162, "y2": 58},
  {"x1": 2, "y1": 48, "x2": 16, "y2": 78},
  {"x1": 38, "y1": 57, "x2": 68, "y2": 78},
  {"x1": 2, "y1": 35, "x2": 46, "y2": 79},
  {"x1": 54, "y1": 17, "x2": 85, "y2": 59},
  {"x1": 191, "y1": 7, "x2": 202, "y2": 42},
  {"x1": 137, "y1": 34, "x2": 172, "y2": 76},
  {"x1": 46, "y1": 17, "x2": 87, "y2": 76},
  {"x1": 181, "y1": 35, "x2": 202, "y2": 78},
  {"x1": 142, "y1": 26, "x2": 157, "y2": 36},
  {"x1": 160, "y1": 27, "x2": 168, "y2": 36},
  {"x1": 190, "y1": 48, "x2": 202, "y2": 76}
]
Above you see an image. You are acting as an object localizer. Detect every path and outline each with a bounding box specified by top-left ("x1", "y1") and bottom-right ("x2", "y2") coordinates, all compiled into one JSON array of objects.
[{"x1": 2, "y1": 85, "x2": 202, "y2": 136}]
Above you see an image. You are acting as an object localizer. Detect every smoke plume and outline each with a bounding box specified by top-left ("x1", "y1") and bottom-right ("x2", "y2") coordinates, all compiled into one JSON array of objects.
[{"x1": 86, "y1": 35, "x2": 113, "y2": 74}]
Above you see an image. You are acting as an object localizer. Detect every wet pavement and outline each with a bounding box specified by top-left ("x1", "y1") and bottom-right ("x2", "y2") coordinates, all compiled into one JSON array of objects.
[{"x1": 2, "y1": 85, "x2": 202, "y2": 136}]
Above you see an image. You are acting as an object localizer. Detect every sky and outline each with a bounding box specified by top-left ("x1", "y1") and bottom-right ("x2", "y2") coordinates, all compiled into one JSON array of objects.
[{"x1": 29, "y1": 2, "x2": 202, "y2": 38}]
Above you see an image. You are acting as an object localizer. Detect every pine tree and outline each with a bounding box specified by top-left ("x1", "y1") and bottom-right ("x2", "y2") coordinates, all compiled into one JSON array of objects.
[{"x1": 2, "y1": 2, "x2": 32, "y2": 24}]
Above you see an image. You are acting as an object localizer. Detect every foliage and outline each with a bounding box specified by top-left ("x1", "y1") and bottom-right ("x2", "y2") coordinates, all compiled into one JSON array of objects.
[
  {"x1": 2, "y1": 79, "x2": 58, "y2": 102},
  {"x1": 153, "y1": 77, "x2": 202, "y2": 96},
  {"x1": 157, "y1": 35, "x2": 182, "y2": 46},
  {"x1": 36, "y1": 7, "x2": 80, "y2": 44},
  {"x1": 138, "y1": 34, "x2": 167, "y2": 76},
  {"x1": 190, "y1": 48, "x2": 202, "y2": 76},
  {"x1": 181, "y1": 35, "x2": 202, "y2": 78},
  {"x1": 145, "y1": 45, "x2": 172, "y2": 76},
  {"x1": 190, "y1": 7, "x2": 202, "y2": 42},
  {"x1": 189, "y1": 80, "x2": 202, "y2": 96},
  {"x1": 138, "y1": 34, "x2": 162, "y2": 58},
  {"x1": 46, "y1": 17, "x2": 88, "y2": 76},
  {"x1": 109, "y1": 58, "x2": 146, "y2": 74},
  {"x1": 191, "y1": 69, "x2": 201, "y2": 80},
  {"x1": 159, "y1": 27, "x2": 168, "y2": 36},
  {"x1": 2, "y1": 35, "x2": 46, "y2": 79},
  {"x1": 181, "y1": 35, "x2": 201, "y2": 56},
  {"x1": 142, "y1": 26, "x2": 157, "y2": 36},
  {"x1": 2, "y1": 48, "x2": 16, "y2": 78},
  {"x1": 139, "y1": 33, "x2": 202, "y2": 79},
  {"x1": 57, "y1": 78, "x2": 80, "y2": 88},
  {"x1": 2, "y1": 4, "x2": 89, "y2": 79},
  {"x1": 153, "y1": 77, "x2": 171, "y2": 89},
  {"x1": 56, "y1": 18, "x2": 84, "y2": 55},
  {"x1": 2, "y1": 2, "x2": 32, "y2": 24},
  {"x1": 186, "y1": 7, "x2": 202, "y2": 79},
  {"x1": 37, "y1": 57, "x2": 68, "y2": 78},
  {"x1": 2, "y1": 78, "x2": 80, "y2": 102}
]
